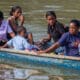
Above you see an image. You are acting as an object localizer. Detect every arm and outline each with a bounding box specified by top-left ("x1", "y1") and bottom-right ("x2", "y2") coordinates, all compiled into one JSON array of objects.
[
  {"x1": 19, "y1": 15, "x2": 25, "y2": 26},
  {"x1": 27, "y1": 33, "x2": 34, "y2": 44},
  {"x1": 1, "y1": 39, "x2": 13, "y2": 48},
  {"x1": 7, "y1": 21, "x2": 15, "y2": 38},
  {"x1": 38, "y1": 33, "x2": 67, "y2": 54},
  {"x1": 38, "y1": 42, "x2": 60, "y2": 53},
  {"x1": 8, "y1": 17, "x2": 17, "y2": 31},
  {"x1": 41, "y1": 34, "x2": 51, "y2": 43},
  {"x1": 1, "y1": 43, "x2": 8, "y2": 48}
]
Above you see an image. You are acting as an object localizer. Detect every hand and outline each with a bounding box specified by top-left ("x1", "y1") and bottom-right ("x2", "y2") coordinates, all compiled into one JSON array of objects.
[
  {"x1": 19, "y1": 15, "x2": 25, "y2": 26},
  {"x1": 40, "y1": 39, "x2": 47, "y2": 43},
  {"x1": 37, "y1": 50, "x2": 45, "y2": 54}
]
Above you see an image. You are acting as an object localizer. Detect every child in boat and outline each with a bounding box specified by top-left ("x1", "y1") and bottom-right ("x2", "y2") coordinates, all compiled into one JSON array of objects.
[
  {"x1": 7, "y1": 6, "x2": 34, "y2": 44},
  {"x1": 38, "y1": 11, "x2": 65, "y2": 54},
  {"x1": 37, "y1": 19, "x2": 80, "y2": 57},
  {"x1": 1, "y1": 27, "x2": 39, "y2": 51},
  {"x1": 0, "y1": 11, "x2": 15, "y2": 46},
  {"x1": 40, "y1": 11, "x2": 65, "y2": 43}
]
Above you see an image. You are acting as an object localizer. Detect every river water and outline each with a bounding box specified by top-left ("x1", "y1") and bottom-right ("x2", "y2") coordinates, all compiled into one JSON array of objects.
[{"x1": 0, "y1": 0, "x2": 80, "y2": 80}]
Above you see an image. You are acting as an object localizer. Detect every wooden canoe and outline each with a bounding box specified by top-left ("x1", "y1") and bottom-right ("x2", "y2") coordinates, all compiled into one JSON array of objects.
[{"x1": 0, "y1": 48, "x2": 80, "y2": 70}]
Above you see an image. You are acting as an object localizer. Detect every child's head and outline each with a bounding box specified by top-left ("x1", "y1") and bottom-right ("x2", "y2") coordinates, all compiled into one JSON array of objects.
[
  {"x1": 69, "y1": 19, "x2": 80, "y2": 34},
  {"x1": 46, "y1": 11, "x2": 57, "y2": 26},
  {"x1": 10, "y1": 6, "x2": 22, "y2": 18},
  {"x1": 17, "y1": 26, "x2": 27, "y2": 37}
]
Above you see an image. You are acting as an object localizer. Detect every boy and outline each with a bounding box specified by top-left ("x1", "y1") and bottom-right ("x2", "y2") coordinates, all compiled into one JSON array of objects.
[{"x1": 1, "y1": 27, "x2": 38, "y2": 51}]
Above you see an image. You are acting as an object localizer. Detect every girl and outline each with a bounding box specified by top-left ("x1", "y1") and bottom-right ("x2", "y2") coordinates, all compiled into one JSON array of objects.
[
  {"x1": 38, "y1": 11, "x2": 65, "y2": 54},
  {"x1": 8, "y1": 6, "x2": 23, "y2": 33},
  {"x1": 41, "y1": 11, "x2": 65, "y2": 43},
  {"x1": 8, "y1": 6, "x2": 33, "y2": 44}
]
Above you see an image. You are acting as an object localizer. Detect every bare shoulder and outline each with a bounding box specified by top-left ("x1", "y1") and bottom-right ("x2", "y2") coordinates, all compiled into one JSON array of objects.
[{"x1": 8, "y1": 16, "x2": 15, "y2": 21}]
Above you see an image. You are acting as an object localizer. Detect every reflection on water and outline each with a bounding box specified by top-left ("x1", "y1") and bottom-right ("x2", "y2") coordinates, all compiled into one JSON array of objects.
[
  {"x1": 0, "y1": 64, "x2": 80, "y2": 80},
  {"x1": 0, "y1": 0, "x2": 80, "y2": 80},
  {"x1": 0, "y1": 68, "x2": 80, "y2": 80},
  {"x1": 0, "y1": 68, "x2": 79, "y2": 80}
]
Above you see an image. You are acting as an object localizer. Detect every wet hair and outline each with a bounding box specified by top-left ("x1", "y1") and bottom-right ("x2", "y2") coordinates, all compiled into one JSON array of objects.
[
  {"x1": 17, "y1": 26, "x2": 26, "y2": 34},
  {"x1": 10, "y1": 6, "x2": 22, "y2": 16},
  {"x1": 0, "y1": 11, "x2": 4, "y2": 19},
  {"x1": 70, "y1": 19, "x2": 80, "y2": 28},
  {"x1": 46, "y1": 11, "x2": 56, "y2": 19}
]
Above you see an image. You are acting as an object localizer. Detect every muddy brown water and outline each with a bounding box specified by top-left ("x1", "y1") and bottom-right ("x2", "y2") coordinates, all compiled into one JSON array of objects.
[{"x1": 0, "y1": 0, "x2": 80, "y2": 80}]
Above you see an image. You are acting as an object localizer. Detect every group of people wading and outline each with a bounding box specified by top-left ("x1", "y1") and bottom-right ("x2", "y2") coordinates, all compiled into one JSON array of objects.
[{"x1": 0, "y1": 6, "x2": 80, "y2": 57}]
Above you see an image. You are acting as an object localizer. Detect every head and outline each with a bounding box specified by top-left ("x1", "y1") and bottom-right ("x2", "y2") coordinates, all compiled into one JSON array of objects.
[
  {"x1": 46, "y1": 11, "x2": 57, "y2": 26},
  {"x1": 0, "y1": 11, "x2": 4, "y2": 25},
  {"x1": 10, "y1": 6, "x2": 22, "y2": 18},
  {"x1": 17, "y1": 26, "x2": 27, "y2": 37},
  {"x1": 69, "y1": 19, "x2": 80, "y2": 35}
]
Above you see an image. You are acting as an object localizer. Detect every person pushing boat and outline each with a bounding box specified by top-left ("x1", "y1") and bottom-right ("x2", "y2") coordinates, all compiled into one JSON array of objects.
[
  {"x1": 37, "y1": 19, "x2": 80, "y2": 57},
  {"x1": 38, "y1": 11, "x2": 65, "y2": 54}
]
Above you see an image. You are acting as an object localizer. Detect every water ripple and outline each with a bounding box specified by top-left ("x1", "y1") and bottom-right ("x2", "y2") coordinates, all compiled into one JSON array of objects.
[{"x1": 45, "y1": 5, "x2": 63, "y2": 9}]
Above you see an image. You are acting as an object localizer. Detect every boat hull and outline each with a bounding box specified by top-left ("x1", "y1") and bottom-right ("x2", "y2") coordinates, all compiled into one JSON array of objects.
[{"x1": 0, "y1": 51, "x2": 80, "y2": 70}]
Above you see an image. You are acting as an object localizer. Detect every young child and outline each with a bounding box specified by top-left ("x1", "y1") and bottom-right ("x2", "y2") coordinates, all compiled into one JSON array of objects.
[
  {"x1": 8, "y1": 6, "x2": 33, "y2": 44},
  {"x1": 38, "y1": 11, "x2": 65, "y2": 54},
  {"x1": 8, "y1": 6, "x2": 24, "y2": 33},
  {"x1": 41, "y1": 11, "x2": 65, "y2": 43},
  {"x1": 2, "y1": 27, "x2": 39, "y2": 51}
]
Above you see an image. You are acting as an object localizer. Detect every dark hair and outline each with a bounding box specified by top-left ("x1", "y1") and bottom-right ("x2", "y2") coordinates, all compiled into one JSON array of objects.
[
  {"x1": 10, "y1": 6, "x2": 22, "y2": 16},
  {"x1": 70, "y1": 19, "x2": 80, "y2": 28},
  {"x1": 46, "y1": 11, "x2": 56, "y2": 19},
  {"x1": 0, "y1": 11, "x2": 4, "y2": 19},
  {"x1": 17, "y1": 26, "x2": 26, "y2": 34}
]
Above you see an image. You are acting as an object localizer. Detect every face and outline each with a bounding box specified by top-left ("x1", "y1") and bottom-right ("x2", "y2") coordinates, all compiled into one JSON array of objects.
[
  {"x1": 46, "y1": 16, "x2": 56, "y2": 26},
  {"x1": 20, "y1": 30, "x2": 26, "y2": 37},
  {"x1": 69, "y1": 23, "x2": 78, "y2": 34},
  {"x1": 13, "y1": 9, "x2": 22, "y2": 18}
]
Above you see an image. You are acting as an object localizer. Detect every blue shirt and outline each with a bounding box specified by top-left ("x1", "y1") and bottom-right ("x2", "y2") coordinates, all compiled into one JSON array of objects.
[
  {"x1": 7, "y1": 35, "x2": 31, "y2": 50},
  {"x1": 58, "y1": 32, "x2": 80, "y2": 56}
]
